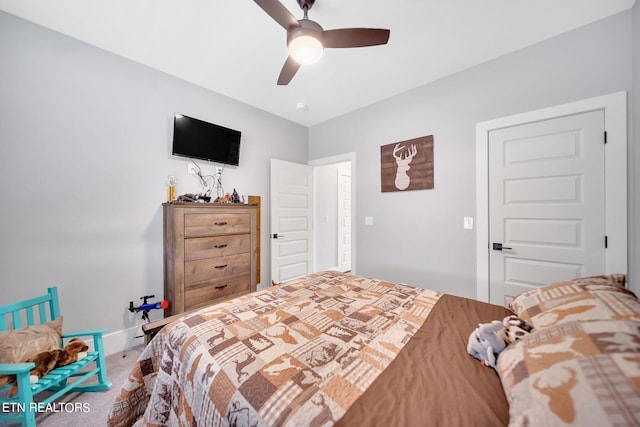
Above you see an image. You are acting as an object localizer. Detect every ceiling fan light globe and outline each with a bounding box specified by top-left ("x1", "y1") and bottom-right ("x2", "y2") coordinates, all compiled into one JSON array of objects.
[{"x1": 289, "y1": 35, "x2": 323, "y2": 65}]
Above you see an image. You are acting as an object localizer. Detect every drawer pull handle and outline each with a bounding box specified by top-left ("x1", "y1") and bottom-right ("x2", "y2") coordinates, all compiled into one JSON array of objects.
[
  {"x1": 214, "y1": 221, "x2": 228, "y2": 226},
  {"x1": 215, "y1": 284, "x2": 228, "y2": 290},
  {"x1": 214, "y1": 244, "x2": 228, "y2": 249},
  {"x1": 214, "y1": 264, "x2": 228, "y2": 269}
]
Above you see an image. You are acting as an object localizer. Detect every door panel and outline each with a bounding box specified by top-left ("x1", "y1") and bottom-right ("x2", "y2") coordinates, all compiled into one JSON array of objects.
[
  {"x1": 505, "y1": 219, "x2": 582, "y2": 248},
  {"x1": 489, "y1": 110, "x2": 605, "y2": 304},
  {"x1": 270, "y1": 159, "x2": 313, "y2": 283},
  {"x1": 504, "y1": 258, "x2": 582, "y2": 287}
]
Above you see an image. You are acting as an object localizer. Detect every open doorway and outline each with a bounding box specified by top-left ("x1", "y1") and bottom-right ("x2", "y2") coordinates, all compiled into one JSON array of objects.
[
  {"x1": 270, "y1": 154, "x2": 356, "y2": 283},
  {"x1": 310, "y1": 153, "x2": 356, "y2": 275},
  {"x1": 313, "y1": 161, "x2": 352, "y2": 272}
]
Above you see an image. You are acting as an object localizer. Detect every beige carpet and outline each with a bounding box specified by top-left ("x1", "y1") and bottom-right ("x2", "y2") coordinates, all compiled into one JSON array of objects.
[{"x1": 1, "y1": 345, "x2": 144, "y2": 427}]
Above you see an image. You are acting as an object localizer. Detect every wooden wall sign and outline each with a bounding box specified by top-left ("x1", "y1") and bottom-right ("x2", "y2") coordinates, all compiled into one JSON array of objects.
[{"x1": 380, "y1": 135, "x2": 434, "y2": 192}]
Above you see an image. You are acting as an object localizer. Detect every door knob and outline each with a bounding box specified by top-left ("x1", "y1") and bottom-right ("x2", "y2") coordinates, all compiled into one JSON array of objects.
[
  {"x1": 492, "y1": 242, "x2": 512, "y2": 251},
  {"x1": 271, "y1": 233, "x2": 285, "y2": 239}
]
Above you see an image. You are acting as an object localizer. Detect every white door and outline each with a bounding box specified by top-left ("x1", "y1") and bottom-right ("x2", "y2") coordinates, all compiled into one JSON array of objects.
[
  {"x1": 488, "y1": 110, "x2": 606, "y2": 305},
  {"x1": 337, "y1": 171, "x2": 352, "y2": 272},
  {"x1": 270, "y1": 159, "x2": 313, "y2": 283}
]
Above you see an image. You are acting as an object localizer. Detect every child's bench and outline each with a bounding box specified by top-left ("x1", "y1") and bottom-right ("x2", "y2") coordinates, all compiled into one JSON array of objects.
[{"x1": 0, "y1": 287, "x2": 111, "y2": 426}]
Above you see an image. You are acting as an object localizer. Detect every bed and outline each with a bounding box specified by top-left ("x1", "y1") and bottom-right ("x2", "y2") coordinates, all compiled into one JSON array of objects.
[{"x1": 107, "y1": 271, "x2": 640, "y2": 426}]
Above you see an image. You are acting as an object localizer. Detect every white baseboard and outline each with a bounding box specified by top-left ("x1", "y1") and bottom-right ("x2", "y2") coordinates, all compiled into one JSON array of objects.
[
  {"x1": 62, "y1": 325, "x2": 143, "y2": 357},
  {"x1": 102, "y1": 325, "x2": 147, "y2": 356}
]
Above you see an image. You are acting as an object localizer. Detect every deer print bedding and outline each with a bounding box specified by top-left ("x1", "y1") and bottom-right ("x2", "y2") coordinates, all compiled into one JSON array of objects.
[
  {"x1": 507, "y1": 274, "x2": 637, "y2": 328},
  {"x1": 108, "y1": 271, "x2": 638, "y2": 426},
  {"x1": 497, "y1": 274, "x2": 640, "y2": 426},
  {"x1": 109, "y1": 271, "x2": 475, "y2": 427},
  {"x1": 498, "y1": 319, "x2": 640, "y2": 426}
]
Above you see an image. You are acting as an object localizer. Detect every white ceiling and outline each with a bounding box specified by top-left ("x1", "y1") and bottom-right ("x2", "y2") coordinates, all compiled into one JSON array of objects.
[{"x1": 0, "y1": 0, "x2": 635, "y2": 126}]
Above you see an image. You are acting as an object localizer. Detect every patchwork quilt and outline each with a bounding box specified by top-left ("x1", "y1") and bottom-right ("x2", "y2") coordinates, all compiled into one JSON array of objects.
[{"x1": 107, "y1": 271, "x2": 441, "y2": 426}]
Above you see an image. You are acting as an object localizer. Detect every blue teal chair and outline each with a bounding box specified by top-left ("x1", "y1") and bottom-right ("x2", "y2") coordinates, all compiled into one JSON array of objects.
[{"x1": 0, "y1": 287, "x2": 111, "y2": 426}]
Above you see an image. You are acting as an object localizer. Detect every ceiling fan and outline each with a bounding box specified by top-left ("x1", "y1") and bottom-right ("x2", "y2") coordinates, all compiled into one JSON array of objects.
[{"x1": 254, "y1": 0, "x2": 390, "y2": 85}]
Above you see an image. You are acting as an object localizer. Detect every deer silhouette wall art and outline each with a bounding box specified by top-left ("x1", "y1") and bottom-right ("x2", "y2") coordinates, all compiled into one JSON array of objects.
[
  {"x1": 392, "y1": 143, "x2": 417, "y2": 190},
  {"x1": 380, "y1": 135, "x2": 434, "y2": 192}
]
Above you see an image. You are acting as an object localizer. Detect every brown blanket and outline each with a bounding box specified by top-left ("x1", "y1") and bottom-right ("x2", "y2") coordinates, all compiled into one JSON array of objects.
[{"x1": 336, "y1": 294, "x2": 512, "y2": 426}]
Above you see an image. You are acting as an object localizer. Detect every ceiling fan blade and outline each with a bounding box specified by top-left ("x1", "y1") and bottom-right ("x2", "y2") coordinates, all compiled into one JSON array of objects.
[
  {"x1": 254, "y1": 0, "x2": 299, "y2": 30},
  {"x1": 277, "y1": 56, "x2": 301, "y2": 85},
  {"x1": 323, "y1": 28, "x2": 390, "y2": 48}
]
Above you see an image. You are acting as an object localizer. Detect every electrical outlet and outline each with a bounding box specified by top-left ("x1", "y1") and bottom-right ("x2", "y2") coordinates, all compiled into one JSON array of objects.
[
  {"x1": 187, "y1": 164, "x2": 197, "y2": 175},
  {"x1": 216, "y1": 167, "x2": 223, "y2": 175}
]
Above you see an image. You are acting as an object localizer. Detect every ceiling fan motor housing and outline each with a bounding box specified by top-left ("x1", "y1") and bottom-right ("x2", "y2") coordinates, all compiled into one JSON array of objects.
[{"x1": 287, "y1": 19, "x2": 324, "y2": 46}]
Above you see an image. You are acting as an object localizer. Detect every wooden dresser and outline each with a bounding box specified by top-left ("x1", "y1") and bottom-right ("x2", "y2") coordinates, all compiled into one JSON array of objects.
[{"x1": 163, "y1": 202, "x2": 258, "y2": 317}]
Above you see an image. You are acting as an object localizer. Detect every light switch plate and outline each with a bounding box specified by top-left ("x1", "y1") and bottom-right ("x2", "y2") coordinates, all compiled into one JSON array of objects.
[
  {"x1": 364, "y1": 216, "x2": 374, "y2": 225},
  {"x1": 463, "y1": 217, "x2": 473, "y2": 229}
]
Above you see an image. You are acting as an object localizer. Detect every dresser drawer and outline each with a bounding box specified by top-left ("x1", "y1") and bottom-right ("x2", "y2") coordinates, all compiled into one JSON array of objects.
[
  {"x1": 184, "y1": 275, "x2": 251, "y2": 310},
  {"x1": 185, "y1": 213, "x2": 250, "y2": 237},
  {"x1": 185, "y1": 234, "x2": 251, "y2": 261},
  {"x1": 185, "y1": 252, "x2": 251, "y2": 284}
]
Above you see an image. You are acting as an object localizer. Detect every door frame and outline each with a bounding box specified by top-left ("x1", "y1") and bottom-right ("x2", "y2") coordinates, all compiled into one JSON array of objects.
[
  {"x1": 309, "y1": 152, "x2": 357, "y2": 275},
  {"x1": 475, "y1": 92, "x2": 627, "y2": 302}
]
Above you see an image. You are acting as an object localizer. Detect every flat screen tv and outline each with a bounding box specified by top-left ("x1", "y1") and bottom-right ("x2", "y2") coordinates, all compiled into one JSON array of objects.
[{"x1": 172, "y1": 114, "x2": 241, "y2": 166}]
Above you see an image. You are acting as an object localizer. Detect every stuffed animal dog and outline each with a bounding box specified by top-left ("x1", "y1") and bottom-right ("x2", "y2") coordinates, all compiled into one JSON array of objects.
[
  {"x1": 467, "y1": 315, "x2": 533, "y2": 370},
  {"x1": 9, "y1": 338, "x2": 89, "y2": 396}
]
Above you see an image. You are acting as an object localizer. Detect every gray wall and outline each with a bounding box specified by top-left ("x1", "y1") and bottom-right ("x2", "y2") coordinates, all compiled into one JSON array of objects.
[
  {"x1": 309, "y1": 11, "x2": 635, "y2": 298},
  {"x1": 0, "y1": 11, "x2": 307, "y2": 350}
]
